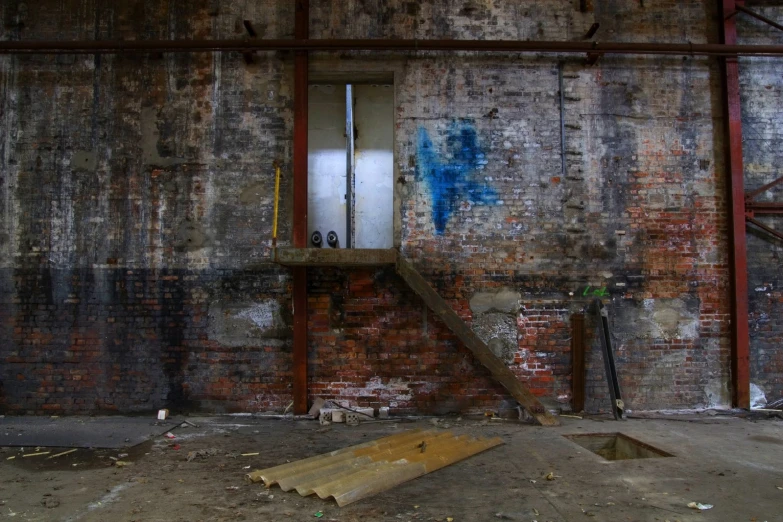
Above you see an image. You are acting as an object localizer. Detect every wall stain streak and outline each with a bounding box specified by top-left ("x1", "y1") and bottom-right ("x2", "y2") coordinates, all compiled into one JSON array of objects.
[{"x1": 417, "y1": 121, "x2": 496, "y2": 235}]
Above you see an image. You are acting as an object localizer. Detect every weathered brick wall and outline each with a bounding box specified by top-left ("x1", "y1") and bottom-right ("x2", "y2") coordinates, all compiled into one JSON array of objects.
[
  {"x1": 0, "y1": 1, "x2": 298, "y2": 413},
  {"x1": 307, "y1": 267, "x2": 507, "y2": 414},
  {"x1": 737, "y1": 6, "x2": 783, "y2": 406},
  {"x1": 390, "y1": 0, "x2": 731, "y2": 411},
  {"x1": 0, "y1": 268, "x2": 293, "y2": 414},
  {"x1": 1, "y1": 0, "x2": 775, "y2": 415}
]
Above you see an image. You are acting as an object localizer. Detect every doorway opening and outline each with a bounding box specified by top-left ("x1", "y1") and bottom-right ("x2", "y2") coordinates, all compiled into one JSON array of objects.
[{"x1": 307, "y1": 83, "x2": 394, "y2": 249}]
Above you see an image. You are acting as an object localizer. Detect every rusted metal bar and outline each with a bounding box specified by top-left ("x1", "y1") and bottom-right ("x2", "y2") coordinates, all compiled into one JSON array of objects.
[
  {"x1": 745, "y1": 175, "x2": 783, "y2": 201},
  {"x1": 747, "y1": 216, "x2": 783, "y2": 241},
  {"x1": 746, "y1": 202, "x2": 783, "y2": 214},
  {"x1": 736, "y1": 4, "x2": 783, "y2": 33},
  {"x1": 584, "y1": 23, "x2": 600, "y2": 40},
  {"x1": 292, "y1": 267, "x2": 307, "y2": 414},
  {"x1": 721, "y1": 0, "x2": 751, "y2": 410},
  {"x1": 594, "y1": 300, "x2": 624, "y2": 420},
  {"x1": 292, "y1": 0, "x2": 309, "y2": 416},
  {"x1": 242, "y1": 20, "x2": 257, "y2": 64},
  {"x1": 571, "y1": 313, "x2": 585, "y2": 413},
  {"x1": 3, "y1": 38, "x2": 783, "y2": 56},
  {"x1": 243, "y1": 20, "x2": 257, "y2": 37},
  {"x1": 585, "y1": 52, "x2": 602, "y2": 65},
  {"x1": 558, "y1": 62, "x2": 567, "y2": 179}
]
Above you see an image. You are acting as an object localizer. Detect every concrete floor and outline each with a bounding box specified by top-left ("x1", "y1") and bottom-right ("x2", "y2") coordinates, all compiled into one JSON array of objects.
[{"x1": 0, "y1": 413, "x2": 781, "y2": 521}]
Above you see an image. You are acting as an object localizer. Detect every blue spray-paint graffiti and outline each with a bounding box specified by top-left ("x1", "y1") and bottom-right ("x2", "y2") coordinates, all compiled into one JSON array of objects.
[{"x1": 417, "y1": 121, "x2": 497, "y2": 235}]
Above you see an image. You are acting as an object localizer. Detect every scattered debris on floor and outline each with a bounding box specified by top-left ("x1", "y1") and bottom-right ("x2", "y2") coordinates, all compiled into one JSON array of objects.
[
  {"x1": 23, "y1": 450, "x2": 50, "y2": 457},
  {"x1": 766, "y1": 396, "x2": 783, "y2": 409},
  {"x1": 687, "y1": 502, "x2": 714, "y2": 510},
  {"x1": 318, "y1": 401, "x2": 376, "y2": 426},
  {"x1": 40, "y1": 495, "x2": 60, "y2": 509},
  {"x1": 247, "y1": 428, "x2": 503, "y2": 506},
  {"x1": 49, "y1": 448, "x2": 78, "y2": 459},
  {"x1": 309, "y1": 398, "x2": 326, "y2": 417},
  {"x1": 186, "y1": 448, "x2": 220, "y2": 461}
]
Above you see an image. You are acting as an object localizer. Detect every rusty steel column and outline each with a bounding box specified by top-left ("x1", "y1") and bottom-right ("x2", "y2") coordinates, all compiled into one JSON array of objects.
[
  {"x1": 721, "y1": 0, "x2": 750, "y2": 409},
  {"x1": 292, "y1": 0, "x2": 309, "y2": 414}
]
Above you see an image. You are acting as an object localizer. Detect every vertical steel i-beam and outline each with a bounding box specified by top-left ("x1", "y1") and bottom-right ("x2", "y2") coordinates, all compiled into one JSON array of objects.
[
  {"x1": 292, "y1": 0, "x2": 309, "y2": 414},
  {"x1": 720, "y1": 0, "x2": 751, "y2": 409}
]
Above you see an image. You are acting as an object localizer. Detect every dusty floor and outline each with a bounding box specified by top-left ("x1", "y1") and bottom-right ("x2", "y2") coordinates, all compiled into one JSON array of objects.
[{"x1": 0, "y1": 413, "x2": 781, "y2": 522}]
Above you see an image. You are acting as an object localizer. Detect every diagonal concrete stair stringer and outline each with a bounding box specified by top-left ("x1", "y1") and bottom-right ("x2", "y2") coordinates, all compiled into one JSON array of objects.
[{"x1": 395, "y1": 255, "x2": 559, "y2": 426}]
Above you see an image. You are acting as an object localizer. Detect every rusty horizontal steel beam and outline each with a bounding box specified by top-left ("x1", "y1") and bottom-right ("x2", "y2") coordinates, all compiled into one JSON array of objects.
[
  {"x1": 4, "y1": 38, "x2": 783, "y2": 56},
  {"x1": 746, "y1": 202, "x2": 783, "y2": 214}
]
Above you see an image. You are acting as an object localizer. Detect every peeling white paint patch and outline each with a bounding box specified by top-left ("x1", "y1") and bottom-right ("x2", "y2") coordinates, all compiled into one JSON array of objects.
[
  {"x1": 327, "y1": 376, "x2": 438, "y2": 406},
  {"x1": 207, "y1": 300, "x2": 286, "y2": 348},
  {"x1": 703, "y1": 378, "x2": 730, "y2": 409},
  {"x1": 236, "y1": 300, "x2": 280, "y2": 330},
  {"x1": 750, "y1": 383, "x2": 767, "y2": 410},
  {"x1": 635, "y1": 297, "x2": 699, "y2": 340}
]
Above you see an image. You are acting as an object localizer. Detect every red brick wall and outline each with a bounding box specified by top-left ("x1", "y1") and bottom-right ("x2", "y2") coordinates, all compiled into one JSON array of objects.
[{"x1": 306, "y1": 268, "x2": 506, "y2": 414}]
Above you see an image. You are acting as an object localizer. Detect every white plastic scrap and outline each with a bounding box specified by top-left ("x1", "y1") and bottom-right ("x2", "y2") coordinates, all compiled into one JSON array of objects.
[{"x1": 687, "y1": 502, "x2": 714, "y2": 510}]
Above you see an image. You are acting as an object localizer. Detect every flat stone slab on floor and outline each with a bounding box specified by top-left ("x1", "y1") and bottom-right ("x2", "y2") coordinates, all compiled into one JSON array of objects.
[{"x1": 0, "y1": 415, "x2": 182, "y2": 448}]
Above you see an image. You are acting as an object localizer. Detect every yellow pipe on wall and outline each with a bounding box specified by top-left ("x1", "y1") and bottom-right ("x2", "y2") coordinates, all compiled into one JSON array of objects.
[{"x1": 272, "y1": 162, "x2": 281, "y2": 247}]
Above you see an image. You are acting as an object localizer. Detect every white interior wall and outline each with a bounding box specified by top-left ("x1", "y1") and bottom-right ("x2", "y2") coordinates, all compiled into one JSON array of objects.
[{"x1": 354, "y1": 84, "x2": 394, "y2": 249}]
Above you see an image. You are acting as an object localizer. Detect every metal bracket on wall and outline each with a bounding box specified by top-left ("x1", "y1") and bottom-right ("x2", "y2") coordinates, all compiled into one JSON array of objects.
[
  {"x1": 745, "y1": 175, "x2": 783, "y2": 242},
  {"x1": 583, "y1": 23, "x2": 600, "y2": 40},
  {"x1": 593, "y1": 299, "x2": 625, "y2": 420}
]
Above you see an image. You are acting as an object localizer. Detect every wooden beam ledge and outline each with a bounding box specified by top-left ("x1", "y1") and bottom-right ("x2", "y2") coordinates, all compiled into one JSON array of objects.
[{"x1": 273, "y1": 248, "x2": 398, "y2": 267}]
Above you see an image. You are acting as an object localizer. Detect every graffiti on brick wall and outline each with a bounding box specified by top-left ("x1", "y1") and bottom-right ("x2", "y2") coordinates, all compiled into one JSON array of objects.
[
  {"x1": 579, "y1": 286, "x2": 609, "y2": 297},
  {"x1": 416, "y1": 121, "x2": 497, "y2": 235}
]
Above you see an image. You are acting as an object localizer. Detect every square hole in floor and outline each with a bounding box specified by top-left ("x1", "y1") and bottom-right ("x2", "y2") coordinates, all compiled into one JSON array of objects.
[{"x1": 565, "y1": 432, "x2": 673, "y2": 461}]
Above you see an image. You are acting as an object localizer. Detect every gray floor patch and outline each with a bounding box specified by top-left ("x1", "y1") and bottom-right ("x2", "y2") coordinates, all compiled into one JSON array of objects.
[{"x1": 0, "y1": 416, "x2": 182, "y2": 448}]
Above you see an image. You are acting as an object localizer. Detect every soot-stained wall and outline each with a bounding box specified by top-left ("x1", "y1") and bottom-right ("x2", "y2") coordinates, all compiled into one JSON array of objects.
[
  {"x1": 737, "y1": 6, "x2": 783, "y2": 408},
  {"x1": 0, "y1": 0, "x2": 778, "y2": 415}
]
